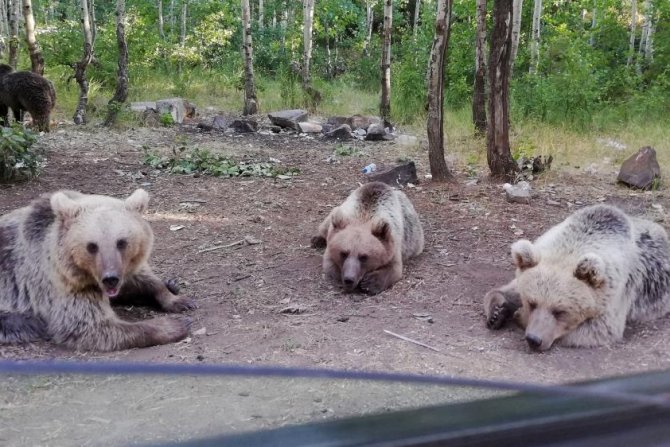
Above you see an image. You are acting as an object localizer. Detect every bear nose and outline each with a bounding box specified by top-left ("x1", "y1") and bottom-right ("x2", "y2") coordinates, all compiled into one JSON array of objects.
[
  {"x1": 343, "y1": 278, "x2": 355, "y2": 286},
  {"x1": 102, "y1": 275, "x2": 120, "y2": 289},
  {"x1": 525, "y1": 333, "x2": 543, "y2": 349}
]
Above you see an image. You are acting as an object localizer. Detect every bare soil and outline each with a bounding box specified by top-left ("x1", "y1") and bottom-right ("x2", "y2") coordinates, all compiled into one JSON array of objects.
[{"x1": 1, "y1": 123, "x2": 669, "y2": 445}]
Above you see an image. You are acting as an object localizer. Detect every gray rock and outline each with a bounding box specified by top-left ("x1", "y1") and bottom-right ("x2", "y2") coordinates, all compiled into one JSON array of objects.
[
  {"x1": 365, "y1": 123, "x2": 387, "y2": 141},
  {"x1": 353, "y1": 128, "x2": 367, "y2": 137},
  {"x1": 268, "y1": 109, "x2": 308, "y2": 130},
  {"x1": 298, "y1": 122, "x2": 322, "y2": 133},
  {"x1": 368, "y1": 161, "x2": 418, "y2": 187},
  {"x1": 130, "y1": 101, "x2": 156, "y2": 112},
  {"x1": 156, "y1": 98, "x2": 196, "y2": 124},
  {"x1": 617, "y1": 146, "x2": 661, "y2": 190},
  {"x1": 324, "y1": 124, "x2": 353, "y2": 140},
  {"x1": 229, "y1": 118, "x2": 258, "y2": 133},
  {"x1": 503, "y1": 181, "x2": 532, "y2": 204},
  {"x1": 212, "y1": 115, "x2": 228, "y2": 129}
]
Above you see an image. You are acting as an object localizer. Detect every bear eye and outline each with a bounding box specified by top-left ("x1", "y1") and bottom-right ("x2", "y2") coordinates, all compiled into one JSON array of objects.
[
  {"x1": 340, "y1": 251, "x2": 349, "y2": 260},
  {"x1": 358, "y1": 254, "x2": 368, "y2": 263},
  {"x1": 528, "y1": 301, "x2": 537, "y2": 311},
  {"x1": 86, "y1": 242, "x2": 98, "y2": 255},
  {"x1": 552, "y1": 309, "x2": 567, "y2": 319},
  {"x1": 117, "y1": 239, "x2": 128, "y2": 250}
]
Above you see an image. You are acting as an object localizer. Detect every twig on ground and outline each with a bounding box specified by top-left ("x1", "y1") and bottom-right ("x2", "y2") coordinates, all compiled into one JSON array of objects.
[
  {"x1": 180, "y1": 199, "x2": 208, "y2": 203},
  {"x1": 383, "y1": 329, "x2": 441, "y2": 352},
  {"x1": 197, "y1": 239, "x2": 245, "y2": 254}
]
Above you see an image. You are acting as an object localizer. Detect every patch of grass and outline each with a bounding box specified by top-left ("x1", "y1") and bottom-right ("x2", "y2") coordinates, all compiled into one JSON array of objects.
[
  {"x1": 143, "y1": 146, "x2": 300, "y2": 178},
  {"x1": 0, "y1": 126, "x2": 41, "y2": 182},
  {"x1": 334, "y1": 144, "x2": 360, "y2": 157}
]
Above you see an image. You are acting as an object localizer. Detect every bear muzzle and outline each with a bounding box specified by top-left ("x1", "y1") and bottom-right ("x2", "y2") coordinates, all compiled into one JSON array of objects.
[
  {"x1": 341, "y1": 258, "x2": 362, "y2": 292},
  {"x1": 101, "y1": 272, "x2": 122, "y2": 298}
]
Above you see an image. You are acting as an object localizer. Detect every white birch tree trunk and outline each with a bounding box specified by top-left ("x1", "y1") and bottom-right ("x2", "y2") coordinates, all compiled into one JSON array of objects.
[
  {"x1": 158, "y1": 0, "x2": 165, "y2": 39},
  {"x1": 529, "y1": 0, "x2": 542, "y2": 74},
  {"x1": 258, "y1": 0, "x2": 264, "y2": 29},
  {"x1": 413, "y1": 0, "x2": 421, "y2": 37},
  {"x1": 644, "y1": 10, "x2": 655, "y2": 62},
  {"x1": 627, "y1": 0, "x2": 637, "y2": 66},
  {"x1": 73, "y1": 0, "x2": 94, "y2": 124},
  {"x1": 241, "y1": 0, "x2": 258, "y2": 115},
  {"x1": 180, "y1": 1, "x2": 187, "y2": 47},
  {"x1": 589, "y1": 1, "x2": 596, "y2": 46},
  {"x1": 105, "y1": 0, "x2": 129, "y2": 126},
  {"x1": 301, "y1": 0, "x2": 314, "y2": 87},
  {"x1": 22, "y1": 0, "x2": 44, "y2": 74},
  {"x1": 380, "y1": 0, "x2": 392, "y2": 120},
  {"x1": 363, "y1": 1, "x2": 373, "y2": 56},
  {"x1": 472, "y1": 0, "x2": 487, "y2": 134},
  {"x1": 8, "y1": 0, "x2": 19, "y2": 68},
  {"x1": 510, "y1": 0, "x2": 523, "y2": 68}
]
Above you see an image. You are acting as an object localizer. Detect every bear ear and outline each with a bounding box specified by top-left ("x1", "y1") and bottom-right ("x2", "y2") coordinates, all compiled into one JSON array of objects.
[
  {"x1": 331, "y1": 210, "x2": 348, "y2": 231},
  {"x1": 574, "y1": 253, "x2": 607, "y2": 288},
  {"x1": 50, "y1": 192, "x2": 82, "y2": 221},
  {"x1": 125, "y1": 189, "x2": 149, "y2": 214},
  {"x1": 511, "y1": 239, "x2": 539, "y2": 271},
  {"x1": 372, "y1": 220, "x2": 390, "y2": 242}
]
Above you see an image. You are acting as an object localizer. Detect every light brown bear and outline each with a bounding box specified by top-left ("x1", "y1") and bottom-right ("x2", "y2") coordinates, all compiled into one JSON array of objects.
[
  {"x1": 485, "y1": 204, "x2": 670, "y2": 351},
  {"x1": 312, "y1": 182, "x2": 424, "y2": 295},
  {"x1": 0, "y1": 189, "x2": 195, "y2": 351}
]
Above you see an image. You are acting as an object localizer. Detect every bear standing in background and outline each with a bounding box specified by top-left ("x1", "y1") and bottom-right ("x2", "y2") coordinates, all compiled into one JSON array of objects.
[
  {"x1": 485, "y1": 205, "x2": 670, "y2": 351},
  {"x1": 0, "y1": 64, "x2": 56, "y2": 132},
  {"x1": 0, "y1": 189, "x2": 195, "y2": 351},
  {"x1": 312, "y1": 182, "x2": 424, "y2": 295}
]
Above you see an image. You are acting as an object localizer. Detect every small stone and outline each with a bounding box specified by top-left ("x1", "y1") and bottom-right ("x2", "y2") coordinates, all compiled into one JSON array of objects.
[
  {"x1": 268, "y1": 109, "x2": 308, "y2": 130},
  {"x1": 324, "y1": 124, "x2": 353, "y2": 140},
  {"x1": 368, "y1": 161, "x2": 418, "y2": 187},
  {"x1": 196, "y1": 354, "x2": 205, "y2": 361},
  {"x1": 547, "y1": 199, "x2": 561, "y2": 207},
  {"x1": 365, "y1": 123, "x2": 387, "y2": 141},
  {"x1": 298, "y1": 122, "x2": 323, "y2": 133},
  {"x1": 503, "y1": 181, "x2": 532, "y2": 204},
  {"x1": 617, "y1": 146, "x2": 661, "y2": 190}
]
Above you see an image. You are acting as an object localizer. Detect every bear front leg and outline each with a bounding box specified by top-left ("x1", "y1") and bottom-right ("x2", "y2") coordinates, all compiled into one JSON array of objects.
[
  {"x1": 118, "y1": 268, "x2": 196, "y2": 313},
  {"x1": 484, "y1": 280, "x2": 521, "y2": 330},
  {"x1": 359, "y1": 260, "x2": 403, "y2": 295},
  {"x1": 311, "y1": 213, "x2": 332, "y2": 249},
  {"x1": 0, "y1": 104, "x2": 8, "y2": 127}
]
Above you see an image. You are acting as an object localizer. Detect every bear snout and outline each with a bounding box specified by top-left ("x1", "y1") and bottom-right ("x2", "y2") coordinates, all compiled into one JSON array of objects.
[
  {"x1": 102, "y1": 274, "x2": 120, "y2": 289},
  {"x1": 525, "y1": 333, "x2": 543, "y2": 350},
  {"x1": 341, "y1": 258, "x2": 362, "y2": 291}
]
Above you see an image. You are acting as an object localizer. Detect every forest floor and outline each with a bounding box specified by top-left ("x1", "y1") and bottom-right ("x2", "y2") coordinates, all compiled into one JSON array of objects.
[{"x1": 1, "y1": 119, "x2": 670, "y2": 445}]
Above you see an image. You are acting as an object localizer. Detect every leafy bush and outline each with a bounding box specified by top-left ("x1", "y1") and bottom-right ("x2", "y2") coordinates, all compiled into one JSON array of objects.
[
  {"x1": 0, "y1": 126, "x2": 41, "y2": 182},
  {"x1": 144, "y1": 147, "x2": 300, "y2": 178}
]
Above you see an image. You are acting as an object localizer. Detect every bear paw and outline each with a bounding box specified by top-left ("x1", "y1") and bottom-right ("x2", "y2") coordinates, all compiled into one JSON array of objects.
[
  {"x1": 164, "y1": 278, "x2": 181, "y2": 295},
  {"x1": 153, "y1": 316, "x2": 192, "y2": 343},
  {"x1": 359, "y1": 271, "x2": 388, "y2": 295},
  {"x1": 163, "y1": 296, "x2": 197, "y2": 313},
  {"x1": 484, "y1": 290, "x2": 514, "y2": 330}
]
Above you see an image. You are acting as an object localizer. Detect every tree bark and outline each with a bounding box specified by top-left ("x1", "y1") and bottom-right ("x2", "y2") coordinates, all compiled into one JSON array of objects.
[
  {"x1": 589, "y1": 1, "x2": 596, "y2": 46},
  {"x1": 626, "y1": 0, "x2": 637, "y2": 66},
  {"x1": 644, "y1": 8, "x2": 655, "y2": 62},
  {"x1": 73, "y1": 0, "x2": 94, "y2": 125},
  {"x1": 363, "y1": 1, "x2": 373, "y2": 56},
  {"x1": 472, "y1": 0, "x2": 487, "y2": 135},
  {"x1": 301, "y1": 0, "x2": 314, "y2": 88},
  {"x1": 22, "y1": 0, "x2": 44, "y2": 74},
  {"x1": 157, "y1": 0, "x2": 165, "y2": 39},
  {"x1": 8, "y1": 0, "x2": 19, "y2": 69},
  {"x1": 169, "y1": 0, "x2": 175, "y2": 35},
  {"x1": 510, "y1": 0, "x2": 523, "y2": 68},
  {"x1": 104, "y1": 0, "x2": 128, "y2": 126},
  {"x1": 241, "y1": 0, "x2": 258, "y2": 115},
  {"x1": 89, "y1": 0, "x2": 97, "y2": 44},
  {"x1": 258, "y1": 0, "x2": 264, "y2": 29},
  {"x1": 487, "y1": 0, "x2": 518, "y2": 180},
  {"x1": 426, "y1": 0, "x2": 454, "y2": 182},
  {"x1": 380, "y1": 0, "x2": 392, "y2": 120},
  {"x1": 0, "y1": 0, "x2": 8, "y2": 58},
  {"x1": 180, "y1": 1, "x2": 187, "y2": 47},
  {"x1": 529, "y1": 0, "x2": 541, "y2": 73}
]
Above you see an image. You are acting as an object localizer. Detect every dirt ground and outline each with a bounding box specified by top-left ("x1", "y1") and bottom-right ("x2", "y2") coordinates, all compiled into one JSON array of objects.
[{"x1": 1, "y1": 121, "x2": 669, "y2": 445}]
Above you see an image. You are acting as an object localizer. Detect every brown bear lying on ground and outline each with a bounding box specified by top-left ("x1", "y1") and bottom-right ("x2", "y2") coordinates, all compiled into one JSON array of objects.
[
  {"x1": 0, "y1": 64, "x2": 56, "y2": 132},
  {"x1": 485, "y1": 205, "x2": 670, "y2": 351},
  {"x1": 312, "y1": 182, "x2": 424, "y2": 295},
  {"x1": 0, "y1": 189, "x2": 195, "y2": 351}
]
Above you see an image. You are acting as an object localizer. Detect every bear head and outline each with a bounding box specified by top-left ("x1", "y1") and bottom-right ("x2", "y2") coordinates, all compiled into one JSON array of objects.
[
  {"x1": 50, "y1": 189, "x2": 153, "y2": 298},
  {"x1": 511, "y1": 239, "x2": 606, "y2": 351},
  {"x1": 325, "y1": 211, "x2": 394, "y2": 292}
]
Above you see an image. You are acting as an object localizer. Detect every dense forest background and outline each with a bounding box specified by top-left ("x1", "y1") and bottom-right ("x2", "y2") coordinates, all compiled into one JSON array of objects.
[{"x1": 7, "y1": 0, "x2": 670, "y2": 138}]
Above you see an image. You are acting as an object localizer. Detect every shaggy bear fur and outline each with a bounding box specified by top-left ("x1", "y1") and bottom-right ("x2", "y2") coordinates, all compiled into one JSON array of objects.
[
  {"x1": 0, "y1": 64, "x2": 56, "y2": 132},
  {"x1": 312, "y1": 182, "x2": 424, "y2": 295},
  {"x1": 0, "y1": 189, "x2": 195, "y2": 351},
  {"x1": 485, "y1": 205, "x2": 670, "y2": 351}
]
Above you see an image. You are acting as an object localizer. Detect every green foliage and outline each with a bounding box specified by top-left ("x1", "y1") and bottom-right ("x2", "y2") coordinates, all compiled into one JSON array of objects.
[
  {"x1": 159, "y1": 112, "x2": 175, "y2": 126},
  {"x1": 143, "y1": 146, "x2": 300, "y2": 178},
  {"x1": 0, "y1": 126, "x2": 41, "y2": 183},
  {"x1": 334, "y1": 144, "x2": 359, "y2": 156}
]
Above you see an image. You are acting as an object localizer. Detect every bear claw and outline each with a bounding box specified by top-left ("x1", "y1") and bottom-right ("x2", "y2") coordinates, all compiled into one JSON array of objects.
[
  {"x1": 164, "y1": 278, "x2": 181, "y2": 295},
  {"x1": 164, "y1": 297, "x2": 197, "y2": 313}
]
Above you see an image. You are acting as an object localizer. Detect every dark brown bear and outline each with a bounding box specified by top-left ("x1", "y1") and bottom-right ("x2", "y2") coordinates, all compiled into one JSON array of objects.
[{"x1": 0, "y1": 64, "x2": 56, "y2": 132}]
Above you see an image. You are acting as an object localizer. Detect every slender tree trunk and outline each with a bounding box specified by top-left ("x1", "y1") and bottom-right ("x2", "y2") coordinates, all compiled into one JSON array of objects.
[
  {"x1": 302, "y1": 0, "x2": 314, "y2": 87},
  {"x1": 487, "y1": 0, "x2": 518, "y2": 180},
  {"x1": 426, "y1": 0, "x2": 454, "y2": 182},
  {"x1": 529, "y1": 0, "x2": 541, "y2": 73},
  {"x1": 22, "y1": 0, "x2": 44, "y2": 74},
  {"x1": 363, "y1": 1, "x2": 373, "y2": 56},
  {"x1": 241, "y1": 0, "x2": 258, "y2": 115},
  {"x1": 0, "y1": 0, "x2": 7, "y2": 59},
  {"x1": 638, "y1": 0, "x2": 652, "y2": 62},
  {"x1": 380, "y1": 0, "x2": 392, "y2": 120},
  {"x1": 180, "y1": 1, "x2": 186, "y2": 46},
  {"x1": 413, "y1": 0, "x2": 421, "y2": 37},
  {"x1": 589, "y1": 0, "x2": 596, "y2": 46},
  {"x1": 627, "y1": 0, "x2": 637, "y2": 66},
  {"x1": 89, "y1": 0, "x2": 97, "y2": 44},
  {"x1": 157, "y1": 0, "x2": 165, "y2": 39},
  {"x1": 325, "y1": 23, "x2": 332, "y2": 79},
  {"x1": 8, "y1": 0, "x2": 19, "y2": 68},
  {"x1": 472, "y1": 0, "x2": 487, "y2": 135},
  {"x1": 169, "y1": 0, "x2": 175, "y2": 34},
  {"x1": 510, "y1": 0, "x2": 523, "y2": 68},
  {"x1": 73, "y1": 0, "x2": 94, "y2": 124},
  {"x1": 272, "y1": 11, "x2": 276, "y2": 28},
  {"x1": 258, "y1": 0, "x2": 264, "y2": 29},
  {"x1": 644, "y1": 9, "x2": 655, "y2": 62},
  {"x1": 104, "y1": 0, "x2": 128, "y2": 126}
]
